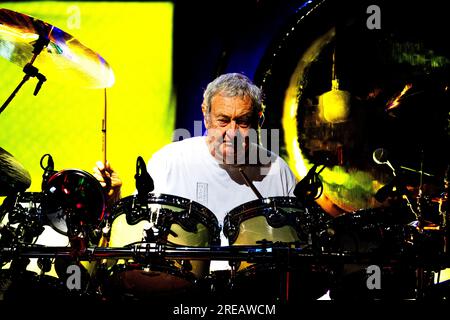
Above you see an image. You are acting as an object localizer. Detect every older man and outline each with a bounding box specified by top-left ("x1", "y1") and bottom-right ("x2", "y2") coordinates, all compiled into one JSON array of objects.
[{"x1": 95, "y1": 73, "x2": 296, "y2": 232}]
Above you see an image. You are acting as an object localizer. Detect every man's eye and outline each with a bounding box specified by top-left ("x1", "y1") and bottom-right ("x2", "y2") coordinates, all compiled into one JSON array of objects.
[
  {"x1": 236, "y1": 119, "x2": 251, "y2": 127},
  {"x1": 217, "y1": 119, "x2": 229, "y2": 125}
]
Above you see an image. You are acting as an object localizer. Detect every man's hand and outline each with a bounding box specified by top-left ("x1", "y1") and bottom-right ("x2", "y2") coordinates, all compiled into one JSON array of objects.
[{"x1": 93, "y1": 161, "x2": 122, "y2": 205}]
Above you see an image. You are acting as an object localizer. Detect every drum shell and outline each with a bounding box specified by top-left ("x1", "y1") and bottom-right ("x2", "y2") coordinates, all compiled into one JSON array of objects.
[
  {"x1": 103, "y1": 193, "x2": 220, "y2": 299},
  {"x1": 223, "y1": 197, "x2": 326, "y2": 270},
  {"x1": 221, "y1": 197, "x2": 330, "y2": 301}
]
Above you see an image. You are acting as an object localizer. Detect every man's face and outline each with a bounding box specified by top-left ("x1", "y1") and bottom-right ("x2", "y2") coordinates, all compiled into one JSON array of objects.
[{"x1": 203, "y1": 94, "x2": 256, "y2": 164}]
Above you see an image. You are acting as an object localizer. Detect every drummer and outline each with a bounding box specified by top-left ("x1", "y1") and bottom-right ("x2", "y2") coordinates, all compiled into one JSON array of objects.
[{"x1": 94, "y1": 72, "x2": 297, "y2": 268}]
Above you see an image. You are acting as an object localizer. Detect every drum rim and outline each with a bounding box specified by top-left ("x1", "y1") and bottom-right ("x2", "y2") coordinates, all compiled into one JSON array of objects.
[{"x1": 226, "y1": 196, "x2": 303, "y2": 216}]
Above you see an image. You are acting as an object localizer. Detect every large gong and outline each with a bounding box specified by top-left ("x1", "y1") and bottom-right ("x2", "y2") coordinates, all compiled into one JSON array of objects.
[{"x1": 256, "y1": 0, "x2": 450, "y2": 216}]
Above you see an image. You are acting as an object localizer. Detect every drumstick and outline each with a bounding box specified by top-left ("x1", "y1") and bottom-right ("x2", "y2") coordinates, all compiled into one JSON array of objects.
[
  {"x1": 102, "y1": 88, "x2": 107, "y2": 165},
  {"x1": 238, "y1": 167, "x2": 263, "y2": 199}
]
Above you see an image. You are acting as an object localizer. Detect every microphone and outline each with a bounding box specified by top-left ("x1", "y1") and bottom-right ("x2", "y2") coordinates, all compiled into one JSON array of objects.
[
  {"x1": 135, "y1": 156, "x2": 154, "y2": 196},
  {"x1": 294, "y1": 164, "x2": 324, "y2": 201},
  {"x1": 373, "y1": 148, "x2": 397, "y2": 176},
  {"x1": 40, "y1": 153, "x2": 56, "y2": 191}
]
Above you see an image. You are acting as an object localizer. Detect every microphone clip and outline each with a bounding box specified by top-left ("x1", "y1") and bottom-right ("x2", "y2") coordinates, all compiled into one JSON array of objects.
[
  {"x1": 294, "y1": 163, "x2": 325, "y2": 202},
  {"x1": 40, "y1": 153, "x2": 56, "y2": 191}
]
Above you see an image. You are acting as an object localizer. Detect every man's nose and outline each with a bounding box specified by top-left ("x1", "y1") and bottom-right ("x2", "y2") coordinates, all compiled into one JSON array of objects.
[{"x1": 225, "y1": 121, "x2": 239, "y2": 136}]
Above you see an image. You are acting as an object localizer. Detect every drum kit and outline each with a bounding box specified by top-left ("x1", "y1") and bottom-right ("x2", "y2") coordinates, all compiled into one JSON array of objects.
[
  {"x1": 1, "y1": 7, "x2": 450, "y2": 304},
  {"x1": 1, "y1": 152, "x2": 449, "y2": 302}
]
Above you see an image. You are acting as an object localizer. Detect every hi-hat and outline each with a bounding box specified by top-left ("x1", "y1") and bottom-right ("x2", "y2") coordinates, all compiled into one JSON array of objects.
[
  {"x1": 0, "y1": 8, "x2": 114, "y2": 89},
  {"x1": 0, "y1": 146, "x2": 31, "y2": 196}
]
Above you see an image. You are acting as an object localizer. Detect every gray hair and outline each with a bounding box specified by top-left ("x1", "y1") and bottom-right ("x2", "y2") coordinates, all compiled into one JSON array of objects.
[{"x1": 202, "y1": 73, "x2": 264, "y2": 118}]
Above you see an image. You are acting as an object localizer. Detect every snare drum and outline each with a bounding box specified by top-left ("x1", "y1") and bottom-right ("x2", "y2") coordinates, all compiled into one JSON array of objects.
[
  {"x1": 103, "y1": 193, "x2": 220, "y2": 300},
  {"x1": 222, "y1": 197, "x2": 330, "y2": 301}
]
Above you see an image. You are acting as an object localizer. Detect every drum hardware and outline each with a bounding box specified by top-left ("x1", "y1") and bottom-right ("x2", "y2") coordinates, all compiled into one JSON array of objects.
[
  {"x1": 39, "y1": 154, "x2": 57, "y2": 191},
  {"x1": 1, "y1": 193, "x2": 46, "y2": 247},
  {"x1": 0, "y1": 243, "x2": 368, "y2": 263},
  {"x1": 121, "y1": 197, "x2": 218, "y2": 241},
  {"x1": 0, "y1": 225, "x2": 16, "y2": 259},
  {"x1": 126, "y1": 199, "x2": 201, "y2": 244},
  {"x1": 37, "y1": 257, "x2": 52, "y2": 273},
  {"x1": 142, "y1": 220, "x2": 159, "y2": 243},
  {"x1": 0, "y1": 50, "x2": 47, "y2": 115},
  {"x1": 1, "y1": 192, "x2": 46, "y2": 279},
  {"x1": 0, "y1": 169, "x2": 106, "y2": 296},
  {"x1": 8, "y1": 256, "x2": 30, "y2": 273}
]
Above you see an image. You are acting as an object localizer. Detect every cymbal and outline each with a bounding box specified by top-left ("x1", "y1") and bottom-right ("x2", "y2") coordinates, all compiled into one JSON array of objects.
[
  {"x1": 0, "y1": 147, "x2": 31, "y2": 196},
  {"x1": 0, "y1": 8, "x2": 114, "y2": 88}
]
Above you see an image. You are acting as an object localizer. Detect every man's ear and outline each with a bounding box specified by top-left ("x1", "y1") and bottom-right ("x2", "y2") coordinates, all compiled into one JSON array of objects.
[{"x1": 201, "y1": 104, "x2": 210, "y2": 129}]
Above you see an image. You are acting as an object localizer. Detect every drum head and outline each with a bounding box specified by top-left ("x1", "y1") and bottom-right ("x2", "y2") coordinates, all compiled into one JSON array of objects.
[{"x1": 44, "y1": 169, "x2": 106, "y2": 235}]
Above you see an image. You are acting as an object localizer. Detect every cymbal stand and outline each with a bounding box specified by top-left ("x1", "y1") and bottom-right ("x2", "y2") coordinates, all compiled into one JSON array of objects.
[{"x1": 0, "y1": 33, "x2": 49, "y2": 115}]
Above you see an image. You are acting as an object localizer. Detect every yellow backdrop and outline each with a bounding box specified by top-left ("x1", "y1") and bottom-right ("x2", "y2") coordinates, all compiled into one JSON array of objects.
[{"x1": 0, "y1": 1, "x2": 175, "y2": 198}]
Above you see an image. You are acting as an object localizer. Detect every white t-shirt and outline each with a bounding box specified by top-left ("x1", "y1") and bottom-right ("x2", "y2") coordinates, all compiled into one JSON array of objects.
[{"x1": 147, "y1": 136, "x2": 297, "y2": 269}]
